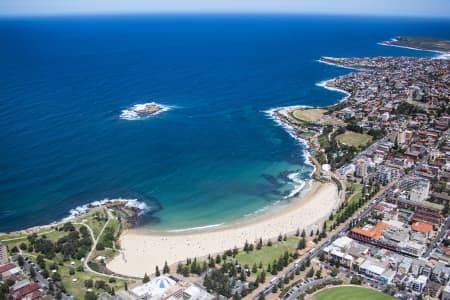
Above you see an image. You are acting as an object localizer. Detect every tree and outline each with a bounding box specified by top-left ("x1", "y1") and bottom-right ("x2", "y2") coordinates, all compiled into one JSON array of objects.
[
  {"x1": 244, "y1": 240, "x2": 249, "y2": 253},
  {"x1": 256, "y1": 238, "x2": 263, "y2": 250},
  {"x1": 143, "y1": 273, "x2": 150, "y2": 283},
  {"x1": 350, "y1": 275, "x2": 361, "y2": 285},
  {"x1": 305, "y1": 258, "x2": 311, "y2": 267},
  {"x1": 94, "y1": 280, "x2": 106, "y2": 289},
  {"x1": 85, "y1": 291, "x2": 97, "y2": 300},
  {"x1": 155, "y1": 266, "x2": 161, "y2": 277},
  {"x1": 17, "y1": 256, "x2": 24, "y2": 267},
  {"x1": 295, "y1": 228, "x2": 300, "y2": 237},
  {"x1": 310, "y1": 230, "x2": 314, "y2": 237},
  {"x1": 95, "y1": 242, "x2": 105, "y2": 251},
  {"x1": 331, "y1": 268, "x2": 339, "y2": 277},
  {"x1": 163, "y1": 261, "x2": 170, "y2": 274},
  {"x1": 252, "y1": 263, "x2": 257, "y2": 273},
  {"x1": 297, "y1": 238, "x2": 306, "y2": 250},
  {"x1": 315, "y1": 267, "x2": 322, "y2": 278},
  {"x1": 278, "y1": 234, "x2": 282, "y2": 242},
  {"x1": 19, "y1": 242, "x2": 27, "y2": 251},
  {"x1": 300, "y1": 263, "x2": 305, "y2": 271},
  {"x1": 267, "y1": 239, "x2": 272, "y2": 246},
  {"x1": 306, "y1": 267, "x2": 314, "y2": 278},
  {"x1": 318, "y1": 251, "x2": 325, "y2": 261},
  {"x1": 84, "y1": 279, "x2": 93, "y2": 288}
]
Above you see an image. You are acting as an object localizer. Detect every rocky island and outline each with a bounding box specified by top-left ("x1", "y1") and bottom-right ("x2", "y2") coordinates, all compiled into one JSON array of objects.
[{"x1": 120, "y1": 102, "x2": 170, "y2": 120}]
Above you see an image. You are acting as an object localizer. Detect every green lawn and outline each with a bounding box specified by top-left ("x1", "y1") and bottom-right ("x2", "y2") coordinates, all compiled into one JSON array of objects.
[
  {"x1": 99, "y1": 219, "x2": 121, "y2": 248},
  {"x1": 25, "y1": 252, "x2": 129, "y2": 300},
  {"x1": 79, "y1": 208, "x2": 108, "y2": 239},
  {"x1": 293, "y1": 109, "x2": 327, "y2": 123},
  {"x1": 336, "y1": 131, "x2": 372, "y2": 147},
  {"x1": 234, "y1": 237, "x2": 299, "y2": 268},
  {"x1": 314, "y1": 286, "x2": 395, "y2": 300},
  {"x1": 1, "y1": 226, "x2": 82, "y2": 250},
  {"x1": 326, "y1": 183, "x2": 364, "y2": 230}
]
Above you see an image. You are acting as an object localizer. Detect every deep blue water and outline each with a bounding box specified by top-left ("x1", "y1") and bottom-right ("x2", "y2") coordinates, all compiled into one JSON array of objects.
[{"x1": 1, "y1": 14, "x2": 449, "y2": 232}]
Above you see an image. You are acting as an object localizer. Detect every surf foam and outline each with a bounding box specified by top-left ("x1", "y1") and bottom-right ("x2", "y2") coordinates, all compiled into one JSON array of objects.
[
  {"x1": 62, "y1": 198, "x2": 151, "y2": 222},
  {"x1": 120, "y1": 102, "x2": 171, "y2": 120}
]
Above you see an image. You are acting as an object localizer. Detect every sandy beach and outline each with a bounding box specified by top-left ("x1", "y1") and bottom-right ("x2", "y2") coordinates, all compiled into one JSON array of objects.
[{"x1": 107, "y1": 181, "x2": 340, "y2": 277}]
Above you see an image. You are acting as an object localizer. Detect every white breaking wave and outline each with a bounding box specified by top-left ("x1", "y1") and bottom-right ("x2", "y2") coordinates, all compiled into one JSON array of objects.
[
  {"x1": 167, "y1": 223, "x2": 225, "y2": 233},
  {"x1": 315, "y1": 79, "x2": 351, "y2": 104},
  {"x1": 378, "y1": 41, "x2": 450, "y2": 60},
  {"x1": 316, "y1": 58, "x2": 365, "y2": 71},
  {"x1": 62, "y1": 198, "x2": 151, "y2": 222},
  {"x1": 263, "y1": 108, "x2": 316, "y2": 179},
  {"x1": 120, "y1": 102, "x2": 171, "y2": 120}
]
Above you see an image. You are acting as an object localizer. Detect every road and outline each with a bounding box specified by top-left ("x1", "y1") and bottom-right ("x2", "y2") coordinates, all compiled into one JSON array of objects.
[
  {"x1": 19, "y1": 254, "x2": 72, "y2": 300},
  {"x1": 252, "y1": 176, "x2": 395, "y2": 300},
  {"x1": 279, "y1": 130, "x2": 450, "y2": 299},
  {"x1": 424, "y1": 216, "x2": 450, "y2": 257}
]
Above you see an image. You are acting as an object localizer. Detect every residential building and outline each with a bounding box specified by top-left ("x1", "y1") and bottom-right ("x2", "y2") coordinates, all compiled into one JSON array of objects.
[
  {"x1": 355, "y1": 161, "x2": 368, "y2": 178},
  {"x1": 0, "y1": 241, "x2": 8, "y2": 265},
  {"x1": 441, "y1": 280, "x2": 450, "y2": 300},
  {"x1": 410, "y1": 275, "x2": 428, "y2": 293},
  {"x1": 410, "y1": 179, "x2": 430, "y2": 202}
]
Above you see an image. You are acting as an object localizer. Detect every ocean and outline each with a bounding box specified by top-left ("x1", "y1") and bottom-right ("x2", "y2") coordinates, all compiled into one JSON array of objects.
[{"x1": 1, "y1": 14, "x2": 449, "y2": 232}]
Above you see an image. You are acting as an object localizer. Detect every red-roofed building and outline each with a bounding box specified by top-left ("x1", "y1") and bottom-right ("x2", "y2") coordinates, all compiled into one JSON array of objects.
[
  {"x1": 0, "y1": 263, "x2": 15, "y2": 274},
  {"x1": 0, "y1": 263, "x2": 17, "y2": 280},
  {"x1": 412, "y1": 221, "x2": 433, "y2": 234},
  {"x1": 12, "y1": 283, "x2": 41, "y2": 300}
]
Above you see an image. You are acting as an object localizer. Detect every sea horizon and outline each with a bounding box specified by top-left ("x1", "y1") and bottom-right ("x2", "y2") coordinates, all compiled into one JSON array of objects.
[{"x1": 1, "y1": 14, "x2": 449, "y2": 232}]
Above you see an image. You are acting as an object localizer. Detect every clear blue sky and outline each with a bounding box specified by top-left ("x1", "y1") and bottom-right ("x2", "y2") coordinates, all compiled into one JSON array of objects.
[{"x1": 1, "y1": 0, "x2": 450, "y2": 17}]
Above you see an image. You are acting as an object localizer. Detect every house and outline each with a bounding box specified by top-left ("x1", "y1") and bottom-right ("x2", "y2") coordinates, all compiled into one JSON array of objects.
[
  {"x1": 12, "y1": 283, "x2": 41, "y2": 300},
  {"x1": 358, "y1": 258, "x2": 389, "y2": 281},
  {"x1": 411, "y1": 221, "x2": 433, "y2": 238},
  {"x1": 0, "y1": 242, "x2": 8, "y2": 265},
  {"x1": 441, "y1": 280, "x2": 450, "y2": 300},
  {"x1": 0, "y1": 262, "x2": 17, "y2": 280},
  {"x1": 410, "y1": 275, "x2": 428, "y2": 293},
  {"x1": 430, "y1": 262, "x2": 449, "y2": 284},
  {"x1": 409, "y1": 179, "x2": 430, "y2": 202}
]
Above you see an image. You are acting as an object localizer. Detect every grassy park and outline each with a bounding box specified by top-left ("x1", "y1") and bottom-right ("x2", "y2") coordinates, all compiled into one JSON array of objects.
[
  {"x1": 234, "y1": 237, "x2": 299, "y2": 268},
  {"x1": 0, "y1": 208, "x2": 132, "y2": 300},
  {"x1": 336, "y1": 131, "x2": 372, "y2": 147},
  {"x1": 314, "y1": 286, "x2": 395, "y2": 300},
  {"x1": 292, "y1": 108, "x2": 327, "y2": 123}
]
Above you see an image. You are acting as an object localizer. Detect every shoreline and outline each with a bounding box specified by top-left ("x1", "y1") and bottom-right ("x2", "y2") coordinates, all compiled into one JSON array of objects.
[
  {"x1": 107, "y1": 64, "x2": 351, "y2": 276},
  {"x1": 107, "y1": 181, "x2": 340, "y2": 277},
  {"x1": 2, "y1": 55, "x2": 353, "y2": 279},
  {"x1": 378, "y1": 40, "x2": 450, "y2": 60},
  {"x1": 315, "y1": 79, "x2": 351, "y2": 104}
]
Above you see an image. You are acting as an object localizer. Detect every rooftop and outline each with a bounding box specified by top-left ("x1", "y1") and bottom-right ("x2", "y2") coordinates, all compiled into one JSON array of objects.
[{"x1": 411, "y1": 221, "x2": 433, "y2": 233}]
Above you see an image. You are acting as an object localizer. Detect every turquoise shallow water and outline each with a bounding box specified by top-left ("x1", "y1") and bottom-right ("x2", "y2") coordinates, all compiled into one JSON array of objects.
[{"x1": 1, "y1": 14, "x2": 449, "y2": 232}]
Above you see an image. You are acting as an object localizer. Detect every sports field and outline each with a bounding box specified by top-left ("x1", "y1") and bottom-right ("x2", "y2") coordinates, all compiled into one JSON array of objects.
[
  {"x1": 314, "y1": 286, "x2": 395, "y2": 300},
  {"x1": 292, "y1": 108, "x2": 327, "y2": 122},
  {"x1": 336, "y1": 131, "x2": 372, "y2": 147}
]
